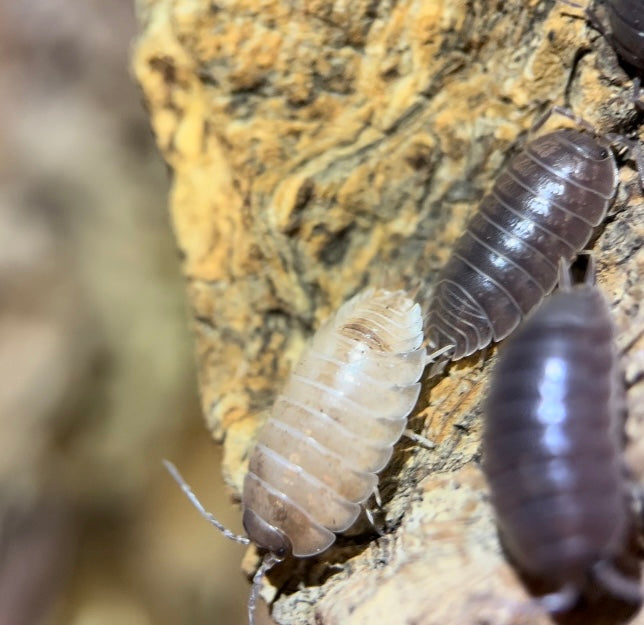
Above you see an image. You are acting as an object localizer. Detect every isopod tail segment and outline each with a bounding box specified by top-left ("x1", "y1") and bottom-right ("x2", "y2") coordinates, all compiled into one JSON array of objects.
[
  {"x1": 162, "y1": 460, "x2": 277, "y2": 625},
  {"x1": 591, "y1": 560, "x2": 644, "y2": 606},
  {"x1": 534, "y1": 104, "x2": 644, "y2": 189},
  {"x1": 420, "y1": 297, "x2": 460, "y2": 375}
]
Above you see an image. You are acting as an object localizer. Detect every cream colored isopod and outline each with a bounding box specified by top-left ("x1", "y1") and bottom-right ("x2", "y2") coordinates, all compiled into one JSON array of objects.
[{"x1": 165, "y1": 287, "x2": 447, "y2": 625}]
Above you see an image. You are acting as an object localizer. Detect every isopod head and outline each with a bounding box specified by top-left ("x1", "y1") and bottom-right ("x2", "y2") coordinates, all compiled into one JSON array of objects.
[{"x1": 243, "y1": 509, "x2": 291, "y2": 558}]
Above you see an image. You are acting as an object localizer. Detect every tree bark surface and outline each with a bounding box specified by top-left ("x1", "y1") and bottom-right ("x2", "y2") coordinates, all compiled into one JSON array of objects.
[{"x1": 133, "y1": 1, "x2": 644, "y2": 623}]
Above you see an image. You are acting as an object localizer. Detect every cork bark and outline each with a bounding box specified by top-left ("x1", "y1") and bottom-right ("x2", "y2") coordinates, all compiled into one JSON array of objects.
[{"x1": 133, "y1": 1, "x2": 644, "y2": 623}]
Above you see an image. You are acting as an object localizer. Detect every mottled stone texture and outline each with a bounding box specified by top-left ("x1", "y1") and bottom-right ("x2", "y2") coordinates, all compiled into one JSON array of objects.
[{"x1": 133, "y1": 1, "x2": 643, "y2": 623}]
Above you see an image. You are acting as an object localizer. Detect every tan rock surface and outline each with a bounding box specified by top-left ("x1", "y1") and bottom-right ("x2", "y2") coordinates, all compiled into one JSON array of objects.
[{"x1": 134, "y1": 1, "x2": 643, "y2": 623}]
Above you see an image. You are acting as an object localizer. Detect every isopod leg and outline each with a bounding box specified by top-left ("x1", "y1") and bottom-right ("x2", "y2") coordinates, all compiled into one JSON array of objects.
[
  {"x1": 556, "y1": 0, "x2": 584, "y2": 9},
  {"x1": 536, "y1": 585, "x2": 580, "y2": 613},
  {"x1": 592, "y1": 560, "x2": 643, "y2": 605},
  {"x1": 603, "y1": 131, "x2": 644, "y2": 189},
  {"x1": 556, "y1": 0, "x2": 607, "y2": 37},
  {"x1": 558, "y1": 252, "x2": 598, "y2": 292},
  {"x1": 248, "y1": 554, "x2": 280, "y2": 625},
  {"x1": 361, "y1": 486, "x2": 385, "y2": 536},
  {"x1": 584, "y1": 4, "x2": 609, "y2": 37},
  {"x1": 633, "y1": 77, "x2": 644, "y2": 112},
  {"x1": 162, "y1": 460, "x2": 250, "y2": 546},
  {"x1": 556, "y1": 258, "x2": 573, "y2": 291},
  {"x1": 424, "y1": 344, "x2": 454, "y2": 377},
  {"x1": 373, "y1": 485, "x2": 383, "y2": 508},
  {"x1": 580, "y1": 252, "x2": 596, "y2": 285},
  {"x1": 532, "y1": 105, "x2": 595, "y2": 135},
  {"x1": 468, "y1": 584, "x2": 579, "y2": 622},
  {"x1": 363, "y1": 506, "x2": 385, "y2": 537},
  {"x1": 424, "y1": 344, "x2": 455, "y2": 366},
  {"x1": 402, "y1": 429, "x2": 436, "y2": 449}
]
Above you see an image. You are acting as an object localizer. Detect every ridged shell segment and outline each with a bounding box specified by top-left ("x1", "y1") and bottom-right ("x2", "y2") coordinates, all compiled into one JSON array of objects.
[
  {"x1": 243, "y1": 288, "x2": 426, "y2": 557},
  {"x1": 607, "y1": 0, "x2": 644, "y2": 69},
  {"x1": 427, "y1": 129, "x2": 618, "y2": 359},
  {"x1": 482, "y1": 285, "x2": 627, "y2": 585}
]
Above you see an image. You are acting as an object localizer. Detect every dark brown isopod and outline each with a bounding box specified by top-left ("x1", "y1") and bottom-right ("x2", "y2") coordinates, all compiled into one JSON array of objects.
[
  {"x1": 601, "y1": 0, "x2": 644, "y2": 110},
  {"x1": 481, "y1": 260, "x2": 640, "y2": 610},
  {"x1": 604, "y1": 0, "x2": 644, "y2": 72},
  {"x1": 426, "y1": 128, "x2": 618, "y2": 360},
  {"x1": 564, "y1": 0, "x2": 644, "y2": 72},
  {"x1": 561, "y1": 0, "x2": 644, "y2": 107}
]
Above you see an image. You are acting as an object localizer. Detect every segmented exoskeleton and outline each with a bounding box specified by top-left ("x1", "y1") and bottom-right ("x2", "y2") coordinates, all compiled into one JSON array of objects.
[
  {"x1": 426, "y1": 129, "x2": 618, "y2": 360},
  {"x1": 560, "y1": 0, "x2": 644, "y2": 108},
  {"x1": 165, "y1": 287, "x2": 446, "y2": 624},
  {"x1": 482, "y1": 259, "x2": 640, "y2": 611},
  {"x1": 598, "y1": 0, "x2": 644, "y2": 109},
  {"x1": 243, "y1": 288, "x2": 428, "y2": 557},
  {"x1": 604, "y1": 0, "x2": 644, "y2": 72}
]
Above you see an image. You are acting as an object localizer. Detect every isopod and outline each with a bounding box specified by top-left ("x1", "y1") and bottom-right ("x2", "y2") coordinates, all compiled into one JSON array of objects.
[
  {"x1": 481, "y1": 258, "x2": 640, "y2": 611},
  {"x1": 165, "y1": 287, "x2": 447, "y2": 625},
  {"x1": 560, "y1": 0, "x2": 644, "y2": 108},
  {"x1": 597, "y1": 0, "x2": 644, "y2": 109},
  {"x1": 426, "y1": 126, "x2": 618, "y2": 360},
  {"x1": 604, "y1": 0, "x2": 644, "y2": 73},
  {"x1": 572, "y1": 0, "x2": 644, "y2": 71}
]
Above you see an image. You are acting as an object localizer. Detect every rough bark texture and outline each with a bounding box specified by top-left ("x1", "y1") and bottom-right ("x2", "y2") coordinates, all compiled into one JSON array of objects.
[{"x1": 133, "y1": 1, "x2": 644, "y2": 623}]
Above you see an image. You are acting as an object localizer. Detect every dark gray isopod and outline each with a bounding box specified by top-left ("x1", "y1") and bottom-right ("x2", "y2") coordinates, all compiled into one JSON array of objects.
[
  {"x1": 426, "y1": 128, "x2": 618, "y2": 360},
  {"x1": 561, "y1": 0, "x2": 644, "y2": 107},
  {"x1": 565, "y1": 0, "x2": 644, "y2": 72},
  {"x1": 481, "y1": 261, "x2": 640, "y2": 610},
  {"x1": 604, "y1": 0, "x2": 644, "y2": 72},
  {"x1": 601, "y1": 0, "x2": 644, "y2": 110}
]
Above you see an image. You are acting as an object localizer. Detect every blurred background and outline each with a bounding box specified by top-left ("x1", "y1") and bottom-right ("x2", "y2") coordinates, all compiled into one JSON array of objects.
[{"x1": 0, "y1": 1, "x2": 247, "y2": 623}]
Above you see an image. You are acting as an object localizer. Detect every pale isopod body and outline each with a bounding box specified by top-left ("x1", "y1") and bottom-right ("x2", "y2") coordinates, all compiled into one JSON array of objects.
[
  {"x1": 242, "y1": 287, "x2": 426, "y2": 557},
  {"x1": 481, "y1": 261, "x2": 639, "y2": 609},
  {"x1": 165, "y1": 287, "x2": 437, "y2": 624},
  {"x1": 426, "y1": 129, "x2": 618, "y2": 360}
]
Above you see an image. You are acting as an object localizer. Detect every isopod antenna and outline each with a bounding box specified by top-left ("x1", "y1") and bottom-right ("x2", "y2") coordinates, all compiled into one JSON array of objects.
[
  {"x1": 164, "y1": 460, "x2": 276, "y2": 625},
  {"x1": 163, "y1": 459, "x2": 250, "y2": 545}
]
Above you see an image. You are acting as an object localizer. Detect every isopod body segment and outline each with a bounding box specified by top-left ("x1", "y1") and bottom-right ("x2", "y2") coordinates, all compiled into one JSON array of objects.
[
  {"x1": 481, "y1": 262, "x2": 638, "y2": 607},
  {"x1": 604, "y1": 0, "x2": 644, "y2": 72},
  {"x1": 242, "y1": 288, "x2": 427, "y2": 557},
  {"x1": 426, "y1": 129, "x2": 618, "y2": 360}
]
